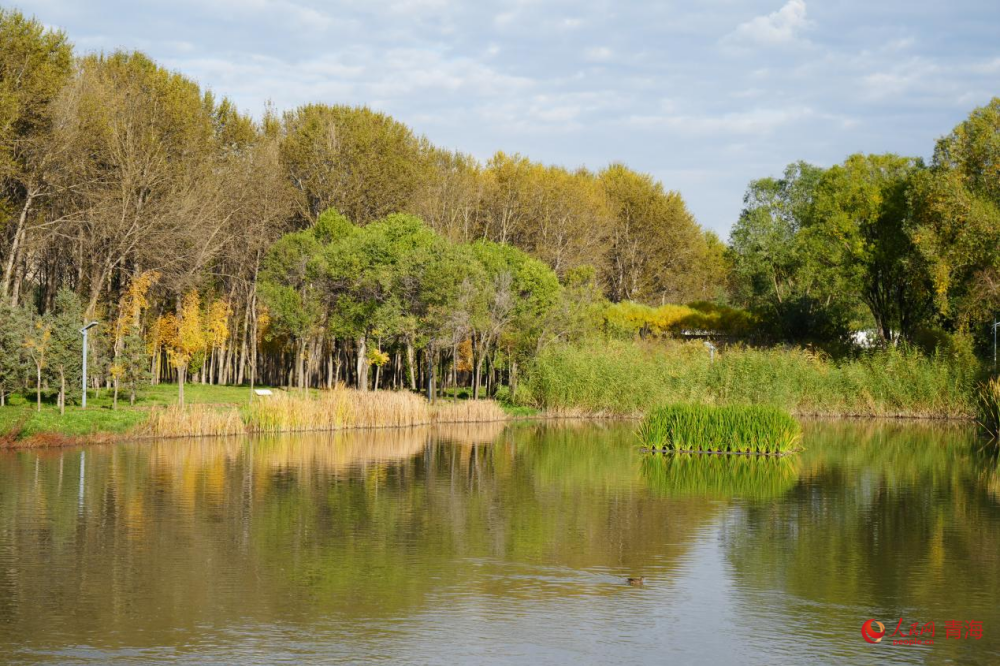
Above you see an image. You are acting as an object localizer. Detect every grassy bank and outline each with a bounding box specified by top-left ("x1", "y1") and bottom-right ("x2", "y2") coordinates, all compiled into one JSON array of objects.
[
  {"x1": 0, "y1": 384, "x2": 509, "y2": 447},
  {"x1": 0, "y1": 383, "x2": 278, "y2": 444},
  {"x1": 521, "y1": 339, "x2": 978, "y2": 419}
]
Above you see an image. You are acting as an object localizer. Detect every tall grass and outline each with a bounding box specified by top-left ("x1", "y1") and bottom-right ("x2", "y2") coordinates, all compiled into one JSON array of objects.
[
  {"x1": 141, "y1": 405, "x2": 245, "y2": 438},
  {"x1": 141, "y1": 386, "x2": 508, "y2": 438},
  {"x1": 976, "y1": 377, "x2": 1000, "y2": 439},
  {"x1": 638, "y1": 404, "x2": 801, "y2": 453},
  {"x1": 523, "y1": 339, "x2": 977, "y2": 418}
]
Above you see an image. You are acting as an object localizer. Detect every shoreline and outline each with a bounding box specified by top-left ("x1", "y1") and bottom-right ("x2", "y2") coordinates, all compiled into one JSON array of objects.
[{"x1": 0, "y1": 407, "x2": 977, "y2": 451}]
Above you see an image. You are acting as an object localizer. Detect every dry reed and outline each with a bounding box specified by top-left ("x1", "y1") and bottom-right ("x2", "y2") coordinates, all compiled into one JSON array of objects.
[
  {"x1": 141, "y1": 405, "x2": 245, "y2": 438},
  {"x1": 140, "y1": 386, "x2": 510, "y2": 438}
]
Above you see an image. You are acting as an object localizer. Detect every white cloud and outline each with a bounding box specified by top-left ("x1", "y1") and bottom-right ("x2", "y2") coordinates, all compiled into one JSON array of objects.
[
  {"x1": 585, "y1": 47, "x2": 614, "y2": 62},
  {"x1": 627, "y1": 106, "x2": 818, "y2": 136},
  {"x1": 722, "y1": 0, "x2": 814, "y2": 48},
  {"x1": 971, "y1": 57, "x2": 1000, "y2": 74},
  {"x1": 859, "y1": 57, "x2": 942, "y2": 101}
]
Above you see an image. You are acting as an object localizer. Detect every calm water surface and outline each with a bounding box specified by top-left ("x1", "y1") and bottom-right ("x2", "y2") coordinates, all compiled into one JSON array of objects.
[{"x1": 1, "y1": 420, "x2": 999, "y2": 664}]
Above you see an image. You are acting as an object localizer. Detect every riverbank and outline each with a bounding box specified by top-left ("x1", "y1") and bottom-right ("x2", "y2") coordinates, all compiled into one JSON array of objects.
[
  {"x1": 0, "y1": 385, "x2": 520, "y2": 449},
  {"x1": 1, "y1": 352, "x2": 985, "y2": 450}
]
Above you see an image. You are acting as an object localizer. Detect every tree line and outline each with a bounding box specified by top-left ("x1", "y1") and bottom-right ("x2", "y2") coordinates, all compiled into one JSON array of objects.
[
  {"x1": 728, "y1": 107, "x2": 1000, "y2": 356},
  {"x1": 0, "y1": 9, "x2": 726, "y2": 406},
  {"x1": 3, "y1": 7, "x2": 1000, "y2": 411}
]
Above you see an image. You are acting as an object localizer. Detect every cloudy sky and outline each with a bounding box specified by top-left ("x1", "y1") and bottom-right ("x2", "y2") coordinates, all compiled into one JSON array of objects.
[{"x1": 14, "y1": 0, "x2": 1000, "y2": 235}]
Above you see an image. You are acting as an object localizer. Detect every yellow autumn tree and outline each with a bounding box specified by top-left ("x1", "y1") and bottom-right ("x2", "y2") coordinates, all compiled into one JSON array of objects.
[
  {"x1": 158, "y1": 290, "x2": 206, "y2": 407},
  {"x1": 110, "y1": 270, "x2": 159, "y2": 408},
  {"x1": 204, "y1": 298, "x2": 231, "y2": 384}
]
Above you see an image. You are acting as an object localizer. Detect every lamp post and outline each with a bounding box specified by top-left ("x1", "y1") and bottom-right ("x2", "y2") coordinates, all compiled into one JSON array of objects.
[{"x1": 80, "y1": 321, "x2": 98, "y2": 409}]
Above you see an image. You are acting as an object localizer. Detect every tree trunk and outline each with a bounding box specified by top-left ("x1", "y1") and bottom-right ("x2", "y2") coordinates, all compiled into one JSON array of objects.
[
  {"x1": 113, "y1": 378, "x2": 119, "y2": 410},
  {"x1": 59, "y1": 371, "x2": 65, "y2": 415},
  {"x1": 178, "y1": 365, "x2": 186, "y2": 408},
  {"x1": 1, "y1": 192, "x2": 34, "y2": 303},
  {"x1": 35, "y1": 364, "x2": 41, "y2": 412},
  {"x1": 451, "y1": 344, "x2": 457, "y2": 395},
  {"x1": 237, "y1": 299, "x2": 250, "y2": 385},
  {"x1": 295, "y1": 339, "x2": 306, "y2": 391},
  {"x1": 356, "y1": 334, "x2": 369, "y2": 391},
  {"x1": 406, "y1": 339, "x2": 416, "y2": 391},
  {"x1": 474, "y1": 350, "x2": 487, "y2": 400},
  {"x1": 327, "y1": 349, "x2": 334, "y2": 389},
  {"x1": 426, "y1": 347, "x2": 435, "y2": 402}
]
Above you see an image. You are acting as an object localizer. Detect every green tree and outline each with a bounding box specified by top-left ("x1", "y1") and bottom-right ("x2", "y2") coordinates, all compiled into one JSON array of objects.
[
  {"x1": 729, "y1": 161, "x2": 859, "y2": 345},
  {"x1": 910, "y1": 98, "x2": 1000, "y2": 338},
  {"x1": 22, "y1": 313, "x2": 51, "y2": 412},
  {"x1": 471, "y1": 240, "x2": 561, "y2": 396},
  {"x1": 116, "y1": 330, "x2": 151, "y2": 407},
  {"x1": 806, "y1": 154, "x2": 929, "y2": 344},
  {"x1": 0, "y1": 9, "x2": 73, "y2": 303},
  {"x1": 47, "y1": 288, "x2": 84, "y2": 414},
  {"x1": 259, "y1": 223, "x2": 331, "y2": 390},
  {"x1": 0, "y1": 302, "x2": 30, "y2": 405},
  {"x1": 323, "y1": 213, "x2": 451, "y2": 391}
]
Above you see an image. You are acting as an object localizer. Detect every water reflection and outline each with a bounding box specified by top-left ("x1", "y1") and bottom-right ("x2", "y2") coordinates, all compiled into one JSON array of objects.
[
  {"x1": 0, "y1": 420, "x2": 998, "y2": 664},
  {"x1": 641, "y1": 453, "x2": 800, "y2": 500}
]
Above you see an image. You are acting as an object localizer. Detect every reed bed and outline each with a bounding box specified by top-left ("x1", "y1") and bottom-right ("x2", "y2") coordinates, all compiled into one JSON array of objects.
[
  {"x1": 976, "y1": 377, "x2": 1000, "y2": 439},
  {"x1": 140, "y1": 405, "x2": 245, "y2": 438},
  {"x1": 524, "y1": 339, "x2": 977, "y2": 419},
  {"x1": 637, "y1": 404, "x2": 801, "y2": 454},
  {"x1": 431, "y1": 399, "x2": 507, "y2": 424},
  {"x1": 141, "y1": 387, "x2": 510, "y2": 438}
]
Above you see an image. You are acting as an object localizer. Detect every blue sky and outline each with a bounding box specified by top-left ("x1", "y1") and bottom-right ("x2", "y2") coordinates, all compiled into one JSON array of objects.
[{"x1": 14, "y1": 0, "x2": 1000, "y2": 235}]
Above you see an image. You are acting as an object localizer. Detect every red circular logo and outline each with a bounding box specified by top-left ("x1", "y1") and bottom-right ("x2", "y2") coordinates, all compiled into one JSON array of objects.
[{"x1": 862, "y1": 619, "x2": 886, "y2": 644}]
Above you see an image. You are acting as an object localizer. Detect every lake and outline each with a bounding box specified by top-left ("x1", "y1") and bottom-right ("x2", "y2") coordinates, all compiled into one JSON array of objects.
[{"x1": 1, "y1": 420, "x2": 998, "y2": 664}]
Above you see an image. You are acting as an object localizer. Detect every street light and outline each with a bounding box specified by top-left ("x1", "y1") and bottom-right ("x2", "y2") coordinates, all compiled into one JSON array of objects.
[
  {"x1": 80, "y1": 321, "x2": 98, "y2": 409},
  {"x1": 704, "y1": 340, "x2": 717, "y2": 364}
]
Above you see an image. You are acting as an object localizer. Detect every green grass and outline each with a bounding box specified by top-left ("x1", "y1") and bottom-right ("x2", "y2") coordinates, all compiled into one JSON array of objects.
[
  {"x1": 637, "y1": 404, "x2": 801, "y2": 453},
  {"x1": 522, "y1": 339, "x2": 978, "y2": 418},
  {"x1": 3, "y1": 406, "x2": 148, "y2": 439},
  {"x1": 0, "y1": 383, "x2": 279, "y2": 441},
  {"x1": 499, "y1": 403, "x2": 543, "y2": 418}
]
